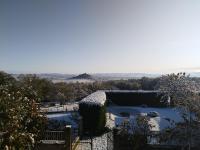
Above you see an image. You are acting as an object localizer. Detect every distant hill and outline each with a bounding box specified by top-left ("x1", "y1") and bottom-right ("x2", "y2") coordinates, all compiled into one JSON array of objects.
[{"x1": 71, "y1": 73, "x2": 93, "y2": 80}]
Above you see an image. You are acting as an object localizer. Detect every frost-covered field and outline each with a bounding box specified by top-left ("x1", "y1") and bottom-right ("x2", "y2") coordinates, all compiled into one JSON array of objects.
[
  {"x1": 41, "y1": 103, "x2": 79, "y2": 112},
  {"x1": 106, "y1": 106, "x2": 183, "y2": 131},
  {"x1": 52, "y1": 79, "x2": 95, "y2": 83}
]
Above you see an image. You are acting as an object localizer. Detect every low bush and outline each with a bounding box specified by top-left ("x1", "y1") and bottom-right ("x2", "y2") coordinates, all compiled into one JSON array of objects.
[{"x1": 106, "y1": 91, "x2": 167, "y2": 107}]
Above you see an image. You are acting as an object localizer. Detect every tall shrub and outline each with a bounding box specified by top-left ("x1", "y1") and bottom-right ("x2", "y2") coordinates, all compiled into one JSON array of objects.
[{"x1": 79, "y1": 91, "x2": 106, "y2": 135}]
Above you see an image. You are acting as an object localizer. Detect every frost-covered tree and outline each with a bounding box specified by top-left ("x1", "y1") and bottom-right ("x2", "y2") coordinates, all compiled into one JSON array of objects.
[
  {"x1": 115, "y1": 115, "x2": 151, "y2": 150},
  {"x1": 18, "y1": 74, "x2": 56, "y2": 101},
  {"x1": 157, "y1": 73, "x2": 200, "y2": 149},
  {"x1": 0, "y1": 72, "x2": 46, "y2": 149}
]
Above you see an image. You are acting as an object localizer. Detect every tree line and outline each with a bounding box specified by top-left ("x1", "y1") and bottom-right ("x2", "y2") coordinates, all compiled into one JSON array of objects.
[
  {"x1": 2, "y1": 71, "x2": 200, "y2": 104},
  {"x1": 0, "y1": 72, "x2": 163, "y2": 103}
]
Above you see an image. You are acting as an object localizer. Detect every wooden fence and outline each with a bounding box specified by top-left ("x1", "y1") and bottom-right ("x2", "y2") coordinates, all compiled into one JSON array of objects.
[
  {"x1": 40, "y1": 126, "x2": 80, "y2": 150},
  {"x1": 42, "y1": 131, "x2": 65, "y2": 141}
]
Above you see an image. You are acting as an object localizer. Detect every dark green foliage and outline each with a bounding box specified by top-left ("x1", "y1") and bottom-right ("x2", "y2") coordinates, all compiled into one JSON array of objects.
[
  {"x1": 54, "y1": 81, "x2": 108, "y2": 102},
  {"x1": 79, "y1": 103, "x2": 106, "y2": 135},
  {"x1": 105, "y1": 79, "x2": 142, "y2": 90},
  {"x1": 106, "y1": 91, "x2": 167, "y2": 107},
  {"x1": 0, "y1": 72, "x2": 47, "y2": 149},
  {"x1": 0, "y1": 71, "x2": 16, "y2": 85},
  {"x1": 18, "y1": 74, "x2": 56, "y2": 102}
]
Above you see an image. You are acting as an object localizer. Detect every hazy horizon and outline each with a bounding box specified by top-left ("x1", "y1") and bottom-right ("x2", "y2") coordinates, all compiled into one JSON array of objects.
[
  {"x1": 1, "y1": 0, "x2": 200, "y2": 74},
  {"x1": 4, "y1": 70, "x2": 200, "y2": 76}
]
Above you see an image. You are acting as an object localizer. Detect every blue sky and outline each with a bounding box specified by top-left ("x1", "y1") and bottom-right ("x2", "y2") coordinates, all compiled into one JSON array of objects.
[{"x1": 1, "y1": 0, "x2": 200, "y2": 74}]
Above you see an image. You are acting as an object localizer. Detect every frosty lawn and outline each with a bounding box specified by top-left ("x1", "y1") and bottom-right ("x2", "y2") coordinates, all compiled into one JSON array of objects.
[{"x1": 106, "y1": 106, "x2": 183, "y2": 132}]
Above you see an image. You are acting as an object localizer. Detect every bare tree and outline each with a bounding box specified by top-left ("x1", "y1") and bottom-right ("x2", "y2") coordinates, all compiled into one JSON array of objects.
[
  {"x1": 157, "y1": 73, "x2": 200, "y2": 150},
  {"x1": 115, "y1": 115, "x2": 152, "y2": 150}
]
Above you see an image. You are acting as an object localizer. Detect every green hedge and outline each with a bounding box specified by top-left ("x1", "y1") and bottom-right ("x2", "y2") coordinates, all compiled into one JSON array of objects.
[
  {"x1": 106, "y1": 91, "x2": 167, "y2": 107},
  {"x1": 79, "y1": 103, "x2": 106, "y2": 135}
]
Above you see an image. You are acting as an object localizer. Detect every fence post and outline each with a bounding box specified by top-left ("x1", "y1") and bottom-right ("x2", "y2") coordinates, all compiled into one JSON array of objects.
[
  {"x1": 64, "y1": 125, "x2": 72, "y2": 150},
  {"x1": 113, "y1": 128, "x2": 120, "y2": 150},
  {"x1": 78, "y1": 116, "x2": 83, "y2": 138}
]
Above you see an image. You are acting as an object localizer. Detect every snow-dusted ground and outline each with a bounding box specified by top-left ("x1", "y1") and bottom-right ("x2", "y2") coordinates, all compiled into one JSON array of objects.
[
  {"x1": 46, "y1": 105, "x2": 183, "y2": 149},
  {"x1": 41, "y1": 103, "x2": 79, "y2": 112},
  {"x1": 78, "y1": 133, "x2": 109, "y2": 150},
  {"x1": 106, "y1": 106, "x2": 183, "y2": 131},
  {"x1": 79, "y1": 106, "x2": 182, "y2": 150}
]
